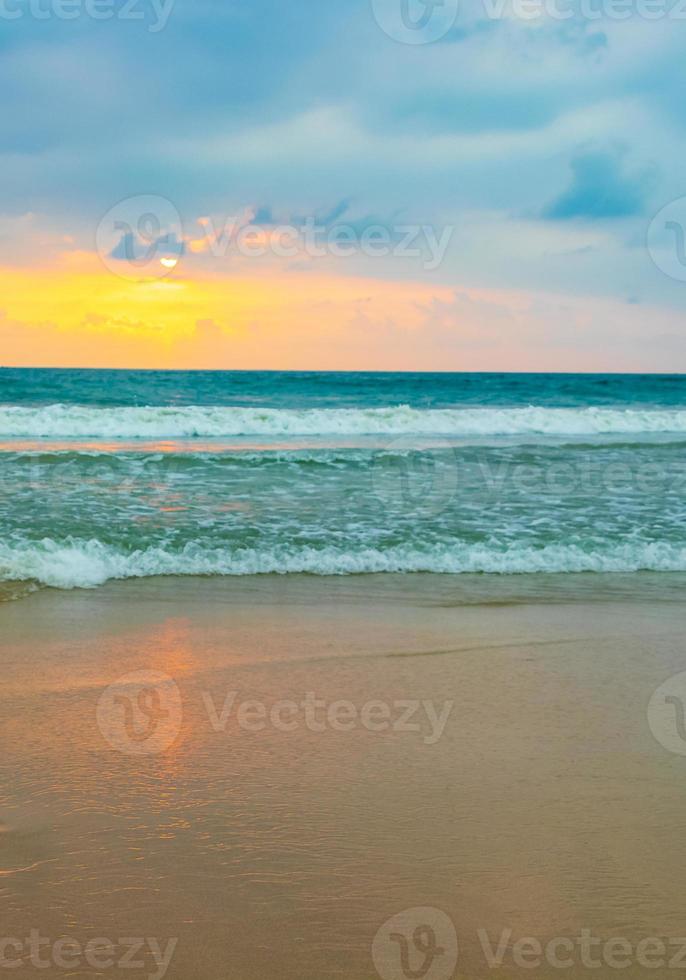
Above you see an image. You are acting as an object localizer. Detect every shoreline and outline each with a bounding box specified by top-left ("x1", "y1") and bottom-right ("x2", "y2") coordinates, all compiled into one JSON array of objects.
[
  {"x1": 4, "y1": 567, "x2": 686, "y2": 606},
  {"x1": 2, "y1": 575, "x2": 686, "y2": 977}
]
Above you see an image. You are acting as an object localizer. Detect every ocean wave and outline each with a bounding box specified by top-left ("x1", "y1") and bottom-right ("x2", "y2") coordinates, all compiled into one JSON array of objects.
[
  {"x1": 3, "y1": 538, "x2": 686, "y2": 589},
  {"x1": 3, "y1": 404, "x2": 686, "y2": 438}
]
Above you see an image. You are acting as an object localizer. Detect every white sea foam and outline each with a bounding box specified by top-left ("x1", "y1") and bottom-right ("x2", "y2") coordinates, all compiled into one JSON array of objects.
[
  {"x1": 2, "y1": 538, "x2": 686, "y2": 589},
  {"x1": 2, "y1": 404, "x2": 686, "y2": 439}
]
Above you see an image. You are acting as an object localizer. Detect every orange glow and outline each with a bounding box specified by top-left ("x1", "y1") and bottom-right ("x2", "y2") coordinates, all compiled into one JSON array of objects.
[
  {"x1": 0, "y1": 250, "x2": 454, "y2": 369},
  {"x1": 1, "y1": 249, "x2": 683, "y2": 372}
]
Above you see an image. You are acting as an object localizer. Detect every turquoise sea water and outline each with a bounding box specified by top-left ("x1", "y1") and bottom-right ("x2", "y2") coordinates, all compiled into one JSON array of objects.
[{"x1": 1, "y1": 369, "x2": 686, "y2": 590}]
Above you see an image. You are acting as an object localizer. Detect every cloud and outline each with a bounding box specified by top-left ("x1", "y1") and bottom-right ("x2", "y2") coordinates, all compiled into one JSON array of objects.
[
  {"x1": 252, "y1": 206, "x2": 275, "y2": 225},
  {"x1": 110, "y1": 231, "x2": 184, "y2": 263},
  {"x1": 1, "y1": 0, "x2": 685, "y2": 354},
  {"x1": 543, "y1": 147, "x2": 652, "y2": 220},
  {"x1": 553, "y1": 23, "x2": 608, "y2": 57}
]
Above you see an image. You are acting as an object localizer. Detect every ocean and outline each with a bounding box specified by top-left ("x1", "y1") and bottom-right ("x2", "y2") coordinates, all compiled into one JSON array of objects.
[{"x1": 1, "y1": 368, "x2": 686, "y2": 592}]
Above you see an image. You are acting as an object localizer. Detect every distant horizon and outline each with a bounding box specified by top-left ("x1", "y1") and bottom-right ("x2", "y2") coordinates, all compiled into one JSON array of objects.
[{"x1": 2, "y1": 365, "x2": 686, "y2": 377}]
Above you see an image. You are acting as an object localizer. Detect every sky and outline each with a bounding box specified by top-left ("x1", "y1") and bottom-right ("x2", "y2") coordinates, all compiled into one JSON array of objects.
[{"x1": 1, "y1": 0, "x2": 686, "y2": 371}]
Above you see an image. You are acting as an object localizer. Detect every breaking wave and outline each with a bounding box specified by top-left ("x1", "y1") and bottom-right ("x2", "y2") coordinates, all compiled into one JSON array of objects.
[
  {"x1": 3, "y1": 404, "x2": 686, "y2": 439},
  {"x1": 3, "y1": 538, "x2": 686, "y2": 590}
]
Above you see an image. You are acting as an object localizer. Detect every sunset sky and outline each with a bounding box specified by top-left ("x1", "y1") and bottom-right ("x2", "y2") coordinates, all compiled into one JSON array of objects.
[{"x1": 2, "y1": 0, "x2": 686, "y2": 370}]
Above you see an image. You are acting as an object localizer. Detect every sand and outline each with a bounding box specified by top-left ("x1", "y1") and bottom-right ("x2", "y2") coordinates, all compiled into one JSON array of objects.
[{"x1": 1, "y1": 573, "x2": 686, "y2": 979}]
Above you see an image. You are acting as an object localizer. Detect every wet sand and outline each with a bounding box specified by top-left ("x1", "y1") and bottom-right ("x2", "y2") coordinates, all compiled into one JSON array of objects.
[{"x1": 1, "y1": 574, "x2": 686, "y2": 979}]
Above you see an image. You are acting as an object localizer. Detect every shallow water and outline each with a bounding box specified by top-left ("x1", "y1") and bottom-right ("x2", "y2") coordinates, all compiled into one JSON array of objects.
[{"x1": 1, "y1": 370, "x2": 686, "y2": 590}]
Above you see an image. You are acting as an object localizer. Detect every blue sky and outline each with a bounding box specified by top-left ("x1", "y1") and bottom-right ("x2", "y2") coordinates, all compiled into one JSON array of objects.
[{"x1": 1, "y1": 0, "x2": 686, "y2": 369}]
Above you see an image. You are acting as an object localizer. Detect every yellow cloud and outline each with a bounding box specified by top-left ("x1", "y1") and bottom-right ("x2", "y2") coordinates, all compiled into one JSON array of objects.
[
  {"x1": 4, "y1": 250, "x2": 679, "y2": 372},
  {"x1": 0, "y1": 252, "x2": 452, "y2": 368}
]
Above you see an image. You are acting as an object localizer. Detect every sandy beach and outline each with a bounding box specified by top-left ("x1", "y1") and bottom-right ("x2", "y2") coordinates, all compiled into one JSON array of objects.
[
  {"x1": 2, "y1": 573, "x2": 686, "y2": 979},
  {"x1": 3, "y1": 0, "x2": 685, "y2": 961}
]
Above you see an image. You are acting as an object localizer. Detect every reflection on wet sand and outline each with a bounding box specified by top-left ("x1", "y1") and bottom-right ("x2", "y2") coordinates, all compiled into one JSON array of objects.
[{"x1": 2, "y1": 576, "x2": 686, "y2": 979}]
